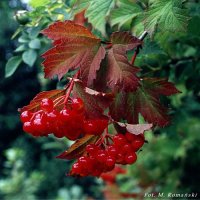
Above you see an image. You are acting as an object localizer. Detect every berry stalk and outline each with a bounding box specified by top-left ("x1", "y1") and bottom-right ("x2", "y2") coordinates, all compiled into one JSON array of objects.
[{"x1": 63, "y1": 70, "x2": 80, "y2": 106}]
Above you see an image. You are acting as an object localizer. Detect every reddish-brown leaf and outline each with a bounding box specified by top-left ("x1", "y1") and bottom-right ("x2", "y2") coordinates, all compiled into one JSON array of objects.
[
  {"x1": 110, "y1": 78, "x2": 180, "y2": 127},
  {"x1": 116, "y1": 122, "x2": 152, "y2": 135},
  {"x1": 106, "y1": 32, "x2": 142, "y2": 91},
  {"x1": 106, "y1": 47, "x2": 140, "y2": 91},
  {"x1": 41, "y1": 20, "x2": 106, "y2": 85},
  {"x1": 18, "y1": 89, "x2": 65, "y2": 113},
  {"x1": 56, "y1": 135, "x2": 99, "y2": 160},
  {"x1": 73, "y1": 80, "x2": 114, "y2": 119},
  {"x1": 41, "y1": 20, "x2": 97, "y2": 41},
  {"x1": 111, "y1": 31, "x2": 142, "y2": 50}
]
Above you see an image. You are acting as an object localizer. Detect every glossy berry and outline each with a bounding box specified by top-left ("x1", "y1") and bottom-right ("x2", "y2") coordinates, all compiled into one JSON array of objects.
[
  {"x1": 122, "y1": 144, "x2": 132, "y2": 153},
  {"x1": 83, "y1": 119, "x2": 108, "y2": 135},
  {"x1": 71, "y1": 98, "x2": 84, "y2": 112},
  {"x1": 125, "y1": 132, "x2": 136, "y2": 142},
  {"x1": 23, "y1": 121, "x2": 33, "y2": 133},
  {"x1": 113, "y1": 134, "x2": 127, "y2": 146},
  {"x1": 20, "y1": 110, "x2": 33, "y2": 123},
  {"x1": 70, "y1": 132, "x2": 145, "y2": 177},
  {"x1": 59, "y1": 108, "x2": 71, "y2": 121},
  {"x1": 131, "y1": 139, "x2": 144, "y2": 151},
  {"x1": 125, "y1": 153, "x2": 137, "y2": 164},
  {"x1": 40, "y1": 98, "x2": 54, "y2": 112},
  {"x1": 106, "y1": 157, "x2": 115, "y2": 168}
]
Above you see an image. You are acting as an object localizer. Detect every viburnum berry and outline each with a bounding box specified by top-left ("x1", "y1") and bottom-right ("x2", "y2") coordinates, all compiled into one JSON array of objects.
[
  {"x1": 83, "y1": 119, "x2": 108, "y2": 135},
  {"x1": 40, "y1": 98, "x2": 54, "y2": 112},
  {"x1": 70, "y1": 132, "x2": 145, "y2": 177},
  {"x1": 71, "y1": 97, "x2": 84, "y2": 112},
  {"x1": 23, "y1": 121, "x2": 33, "y2": 133},
  {"x1": 20, "y1": 97, "x2": 87, "y2": 140},
  {"x1": 20, "y1": 110, "x2": 33, "y2": 123},
  {"x1": 125, "y1": 152, "x2": 137, "y2": 164}
]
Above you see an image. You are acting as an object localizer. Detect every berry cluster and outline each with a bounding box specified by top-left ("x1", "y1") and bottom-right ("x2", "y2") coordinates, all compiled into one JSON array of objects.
[
  {"x1": 20, "y1": 97, "x2": 108, "y2": 140},
  {"x1": 71, "y1": 132, "x2": 145, "y2": 177}
]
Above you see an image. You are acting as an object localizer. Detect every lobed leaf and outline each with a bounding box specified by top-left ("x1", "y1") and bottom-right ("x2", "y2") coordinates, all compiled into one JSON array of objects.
[
  {"x1": 110, "y1": 78, "x2": 180, "y2": 127},
  {"x1": 85, "y1": 0, "x2": 114, "y2": 35},
  {"x1": 19, "y1": 89, "x2": 65, "y2": 113},
  {"x1": 56, "y1": 135, "x2": 99, "y2": 160},
  {"x1": 110, "y1": 0, "x2": 142, "y2": 28},
  {"x1": 106, "y1": 32, "x2": 142, "y2": 91},
  {"x1": 41, "y1": 21, "x2": 106, "y2": 85},
  {"x1": 41, "y1": 20, "x2": 97, "y2": 41},
  {"x1": 144, "y1": 0, "x2": 190, "y2": 36}
]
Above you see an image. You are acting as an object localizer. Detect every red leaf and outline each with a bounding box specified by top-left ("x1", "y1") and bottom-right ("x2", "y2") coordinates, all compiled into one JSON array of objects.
[
  {"x1": 111, "y1": 31, "x2": 142, "y2": 50},
  {"x1": 106, "y1": 47, "x2": 140, "y2": 91},
  {"x1": 18, "y1": 89, "x2": 65, "y2": 113},
  {"x1": 73, "y1": 80, "x2": 114, "y2": 119},
  {"x1": 106, "y1": 32, "x2": 142, "y2": 91},
  {"x1": 41, "y1": 20, "x2": 106, "y2": 85},
  {"x1": 41, "y1": 20, "x2": 97, "y2": 41},
  {"x1": 56, "y1": 135, "x2": 99, "y2": 160},
  {"x1": 110, "y1": 78, "x2": 180, "y2": 127},
  {"x1": 116, "y1": 122, "x2": 152, "y2": 135}
]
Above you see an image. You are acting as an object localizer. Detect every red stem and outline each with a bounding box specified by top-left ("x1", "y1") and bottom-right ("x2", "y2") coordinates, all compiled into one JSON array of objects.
[
  {"x1": 63, "y1": 70, "x2": 80, "y2": 106},
  {"x1": 105, "y1": 43, "x2": 113, "y2": 49},
  {"x1": 131, "y1": 51, "x2": 137, "y2": 65}
]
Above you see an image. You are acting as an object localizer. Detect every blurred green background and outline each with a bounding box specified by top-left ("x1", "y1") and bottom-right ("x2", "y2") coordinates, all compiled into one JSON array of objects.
[{"x1": 0, "y1": 0, "x2": 200, "y2": 199}]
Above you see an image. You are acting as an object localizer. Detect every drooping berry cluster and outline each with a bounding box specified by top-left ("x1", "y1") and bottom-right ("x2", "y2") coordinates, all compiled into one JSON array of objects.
[
  {"x1": 20, "y1": 97, "x2": 108, "y2": 140},
  {"x1": 71, "y1": 132, "x2": 145, "y2": 177}
]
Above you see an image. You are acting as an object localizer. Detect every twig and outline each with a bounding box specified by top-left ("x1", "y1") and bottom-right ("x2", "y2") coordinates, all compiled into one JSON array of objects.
[{"x1": 131, "y1": 31, "x2": 148, "y2": 65}]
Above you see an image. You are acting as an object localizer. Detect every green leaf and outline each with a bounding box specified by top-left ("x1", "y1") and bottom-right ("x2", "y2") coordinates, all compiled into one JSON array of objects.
[
  {"x1": 72, "y1": 0, "x2": 91, "y2": 15},
  {"x1": 110, "y1": 0, "x2": 142, "y2": 27},
  {"x1": 5, "y1": 56, "x2": 22, "y2": 77},
  {"x1": 14, "y1": 44, "x2": 27, "y2": 52},
  {"x1": 29, "y1": 0, "x2": 50, "y2": 8},
  {"x1": 22, "y1": 49, "x2": 37, "y2": 67},
  {"x1": 29, "y1": 38, "x2": 41, "y2": 49},
  {"x1": 28, "y1": 26, "x2": 42, "y2": 39},
  {"x1": 85, "y1": 0, "x2": 114, "y2": 35},
  {"x1": 144, "y1": 0, "x2": 189, "y2": 36}
]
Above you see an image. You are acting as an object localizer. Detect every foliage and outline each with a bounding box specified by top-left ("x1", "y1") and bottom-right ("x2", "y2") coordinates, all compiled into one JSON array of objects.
[{"x1": 1, "y1": 0, "x2": 200, "y2": 199}]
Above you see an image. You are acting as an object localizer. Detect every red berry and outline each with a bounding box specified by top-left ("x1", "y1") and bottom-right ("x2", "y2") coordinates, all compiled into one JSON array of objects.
[
  {"x1": 107, "y1": 145, "x2": 117, "y2": 158},
  {"x1": 40, "y1": 98, "x2": 54, "y2": 112},
  {"x1": 32, "y1": 118, "x2": 45, "y2": 136},
  {"x1": 83, "y1": 120, "x2": 96, "y2": 135},
  {"x1": 78, "y1": 156, "x2": 88, "y2": 165},
  {"x1": 97, "y1": 153, "x2": 107, "y2": 163},
  {"x1": 20, "y1": 110, "x2": 33, "y2": 123},
  {"x1": 71, "y1": 98, "x2": 84, "y2": 112},
  {"x1": 59, "y1": 108, "x2": 71, "y2": 121},
  {"x1": 86, "y1": 144, "x2": 95, "y2": 154},
  {"x1": 122, "y1": 144, "x2": 132, "y2": 153},
  {"x1": 83, "y1": 119, "x2": 108, "y2": 135},
  {"x1": 125, "y1": 153, "x2": 137, "y2": 164},
  {"x1": 106, "y1": 157, "x2": 115, "y2": 168},
  {"x1": 131, "y1": 135, "x2": 145, "y2": 151},
  {"x1": 116, "y1": 153, "x2": 124, "y2": 163},
  {"x1": 125, "y1": 132, "x2": 136, "y2": 142},
  {"x1": 113, "y1": 134, "x2": 127, "y2": 146},
  {"x1": 23, "y1": 121, "x2": 33, "y2": 133}
]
